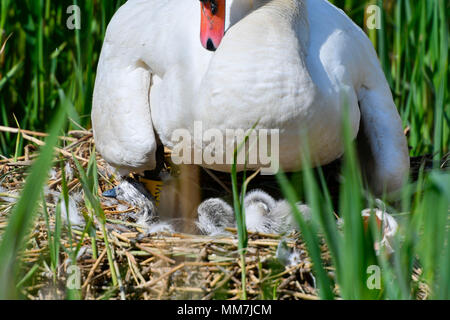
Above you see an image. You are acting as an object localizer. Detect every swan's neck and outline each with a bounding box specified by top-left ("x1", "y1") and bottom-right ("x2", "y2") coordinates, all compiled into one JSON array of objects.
[
  {"x1": 225, "y1": 0, "x2": 254, "y2": 30},
  {"x1": 226, "y1": 0, "x2": 309, "y2": 51},
  {"x1": 264, "y1": 0, "x2": 309, "y2": 51}
]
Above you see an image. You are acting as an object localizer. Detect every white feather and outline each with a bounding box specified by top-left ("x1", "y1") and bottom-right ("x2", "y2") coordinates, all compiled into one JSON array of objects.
[
  {"x1": 197, "y1": 190, "x2": 311, "y2": 235},
  {"x1": 60, "y1": 196, "x2": 85, "y2": 227}
]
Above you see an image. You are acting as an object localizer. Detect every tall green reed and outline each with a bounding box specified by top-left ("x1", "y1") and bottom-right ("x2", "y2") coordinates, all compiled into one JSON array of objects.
[
  {"x1": 0, "y1": 0, "x2": 126, "y2": 156},
  {"x1": 0, "y1": 106, "x2": 66, "y2": 299},
  {"x1": 273, "y1": 111, "x2": 449, "y2": 300}
]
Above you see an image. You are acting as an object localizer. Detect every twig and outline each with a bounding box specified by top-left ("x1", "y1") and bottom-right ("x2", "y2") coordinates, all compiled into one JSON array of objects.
[
  {"x1": 136, "y1": 244, "x2": 176, "y2": 265},
  {"x1": 139, "y1": 263, "x2": 186, "y2": 289},
  {"x1": 0, "y1": 125, "x2": 77, "y2": 142},
  {"x1": 202, "y1": 167, "x2": 232, "y2": 194},
  {"x1": 20, "y1": 132, "x2": 89, "y2": 163},
  {"x1": 82, "y1": 248, "x2": 107, "y2": 289}
]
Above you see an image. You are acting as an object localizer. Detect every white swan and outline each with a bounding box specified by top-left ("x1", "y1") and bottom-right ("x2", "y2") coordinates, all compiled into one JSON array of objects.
[{"x1": 92, "y1": 0, "x2": 409, "y2": 195}]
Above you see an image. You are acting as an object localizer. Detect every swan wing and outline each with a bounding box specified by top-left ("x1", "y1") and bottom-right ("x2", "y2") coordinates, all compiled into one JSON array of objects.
[{"x1": 92, "y1": 2, "x2": 158, "y2": 175}]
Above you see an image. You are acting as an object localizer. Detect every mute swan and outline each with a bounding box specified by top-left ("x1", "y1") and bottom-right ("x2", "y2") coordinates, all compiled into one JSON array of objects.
[{"x1": 92, "y1": 0, "x2": 409, "y2": 197}]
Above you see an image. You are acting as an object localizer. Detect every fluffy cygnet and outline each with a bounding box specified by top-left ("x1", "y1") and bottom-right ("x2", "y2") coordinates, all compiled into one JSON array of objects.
[
  {"x1": 109, "y1": 178, "x2": 158, "y2": 226},
  {"x1": 197, "y1": 190, "x2": 310, "y2": 235},
  {"x1": 104, "y1": 178, "x2": 176, "y2": 234},
  {"x1": 59, "y1": 195, "x2": 85, "y2": 227},
  {"x1": 196, "y1": 198, "x2": 235, "y2": 236},
  {"x1": 244, "y1": 190, "x2": 311, "y2": 234}
]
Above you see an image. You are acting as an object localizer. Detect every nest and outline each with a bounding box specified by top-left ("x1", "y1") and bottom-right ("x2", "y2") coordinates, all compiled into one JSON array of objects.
[
  {"x1": 0, "y1": 127, "x2": 323, "y2": 300},
  {"x1": 0, "y1": 126, "x2": 445, "y2": 300}
]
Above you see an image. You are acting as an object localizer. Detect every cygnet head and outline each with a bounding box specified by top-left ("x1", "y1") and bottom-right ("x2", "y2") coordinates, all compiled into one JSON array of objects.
[
  {"x1": 243, "y1": 189, "x2": 278, "y2": 233},
  {"x1": 114, "y1": 178, "x2": 154, "y2": 205},
  {"x1": 244, "y1": 190, "x2": 307, "y2": 234},
  {"x1": 197, "y1": 198, "x2": 235, "y2": 235},
  {"x1": 111, "y1": 178, "x2": 158, "y2": 227}
]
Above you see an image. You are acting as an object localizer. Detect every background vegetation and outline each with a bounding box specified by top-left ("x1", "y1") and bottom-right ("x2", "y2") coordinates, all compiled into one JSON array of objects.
[{"x1": 0, "y1": 0, "x2": 448, "y2": 300}]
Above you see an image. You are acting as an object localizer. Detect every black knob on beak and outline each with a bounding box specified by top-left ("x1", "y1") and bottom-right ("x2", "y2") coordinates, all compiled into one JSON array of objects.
[{"x1": 206, "y1": 38, "x2": 216, "y2": 51}]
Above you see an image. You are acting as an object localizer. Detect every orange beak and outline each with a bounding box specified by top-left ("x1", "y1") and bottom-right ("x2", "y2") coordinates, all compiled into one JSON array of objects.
[{"x1": 200, "y1": 0, "x2": 226, "y2": 51}]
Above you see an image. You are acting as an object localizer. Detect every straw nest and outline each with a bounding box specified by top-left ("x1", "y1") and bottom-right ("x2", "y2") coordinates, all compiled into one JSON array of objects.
[
  {"x1": 1, "y1": 126, "x2": 445, "y2": 300},
  {"x1": 0, "y1": 127, "x2": 324, "y2": 300}
]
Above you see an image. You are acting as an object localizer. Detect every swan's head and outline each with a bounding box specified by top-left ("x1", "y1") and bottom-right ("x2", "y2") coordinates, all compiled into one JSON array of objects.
[
  {"x1": 199, "y1": 0, "x2": 255, "y2": 51},
  {"x1": 200, "y1": 0, "x2": 226, "y2": 51}
]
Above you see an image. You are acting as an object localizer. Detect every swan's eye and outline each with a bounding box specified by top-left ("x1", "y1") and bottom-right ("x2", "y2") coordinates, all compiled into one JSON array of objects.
[
  {"x1": 211, "y1": 1, "x2": 218, "y2": 15},
  {"x1": 199, "y1": 0, "x2": 218, "y2": 15}
]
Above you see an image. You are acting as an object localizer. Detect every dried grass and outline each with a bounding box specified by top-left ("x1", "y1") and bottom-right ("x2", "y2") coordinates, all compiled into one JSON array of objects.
[
  {"x1": 0, "y1": 127, "x2": 323, "y2": 300},
  {"x1": 0, "y1": 127, "x2": 441, "y2": 300}
]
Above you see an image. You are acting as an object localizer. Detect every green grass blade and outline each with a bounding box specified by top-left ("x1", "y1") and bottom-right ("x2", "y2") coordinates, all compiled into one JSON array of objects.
[{"x1": 0, "y1": 107, "x2": 66, "y2": 299}]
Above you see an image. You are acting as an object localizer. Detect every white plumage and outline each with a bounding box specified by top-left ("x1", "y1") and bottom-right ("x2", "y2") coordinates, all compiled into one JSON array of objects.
[
  {"x1": 92, "y1": 0, "x2": 409, "y2": 195},
  {"x1": 197, "y1": 190, "x2": 398, "y2": 255}
]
